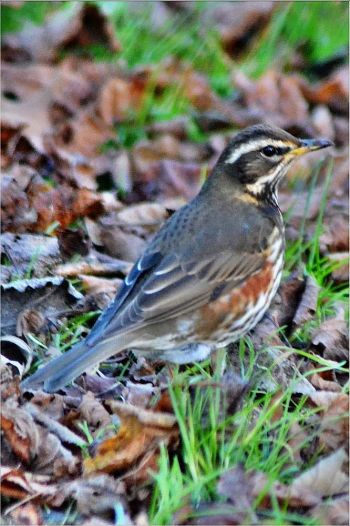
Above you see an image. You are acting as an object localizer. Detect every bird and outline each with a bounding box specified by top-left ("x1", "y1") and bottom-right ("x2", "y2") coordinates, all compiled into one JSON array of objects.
[{"x1": 22, "y1": 124, "x2": 332, "y2": 392}]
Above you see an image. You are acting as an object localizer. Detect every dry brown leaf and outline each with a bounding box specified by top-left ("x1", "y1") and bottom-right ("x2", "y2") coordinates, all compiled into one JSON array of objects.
[
  {"x1": 233, "y1": 70, "x2": 309, "y2": 128},
  {"x1": 219, "y1": 466, "x2": 320, "y2": 511},
  {"x1": 64, "y1": 110, "x2": 115, "y2": 158},
  {"x1": 90, "y1": 202, "x2": 172, "y2": 261},
  {"x1": 31, "y1": 185, "x2": 104, "y2": 232},
  {"x1": 2, "y1": 3, "x2": 120, "y2": 63},
  {"x1": 83, "y1": 401, "x2": 177, "y2": 476},
  {"x1": 217, "y1": 464, "x2": 257, "y2": 523},
  {"x1": 107, "y1": 400, "x2": 177, "y2": 428},
  {"x1": 9, "y1": 502, "x2": 43, "y2": 526},
  {"x1": 61, "y1": 474, "x2": 125, "y2": 516},
  {"x1": 55, "y1": 259, "x2": 132, "y2": 278},
  {"x1": 299, "y1": 66, "x2": 349, "y2": 113},
  {"x1": 311, "y1": 309, "x2": 348, "y2": 361},
  {"x1": 98, "y1": 75, "x2": 148, "y2": 125},
  {"x1": 1, "y1": 168, "x2": 105, "y2": 233},
  {"x1": 57, "y1": 227, "x2": 91, "y2": 259},
  {"x1": 310, "y1": 370, "x2": 342, "y2": 392},
  {"x1": 201, "y1": 1, "x2": 273, "y2": 55},
  {"x1": 0, "y1": 466, "x2": 57, "y2": 501},
  {"x1": 310, "y1": 495, "x2": 349, "y2": 526},
  {"x1": 1, "y1": 468, "x2": 126, "y2": 519},
  {"x1": 29, "y1": 391, "x2": 65, "y2": 420},
  {"x1": 83, "y1": 413, "x2": 176, "y2": 475},
  {"x1": 116, "y1": 202, "x2": 171, "y2": 227},
  {"x1": 287, "y1": 421, "x2": 310, "y2": 463},
  {"x1": 78, "y1": 391, "x2": 112, "y2": 430},
  {"x1": 174, "y1": 502, "x2": 254, "y2": 526},
  {"x1": 1, "y1": 232, "x2": 61, "y2": 280},
  {"x1": 0, "y1": 336, "x2": 33, "y2": 378},
  {"x1": 1, "y1": 399, "x2": 39, "y2": 464},
  {"x1": 305, "y1": 391, "x2": 349, "y2": 454},
  {"x1": 2, "y1": 276, "x2": 83, "y2": 338},
  {"x1": 250, "y1": 470, "x2": 320, "y2": 508},
  {"x1": 320, "y1": 213, "x2": 349, "y2": 253},
  {"x1": 80, "y1": 274, "x2": 123, "y2": 297},
  {"x1": 293, "y1": 275, "x2": 320, "y2": 326},
  {"x1": 16, "y1": 308, "x2": 47, "y2": 339},
  {"x1": 59, "y1": 4, "x2": 121, "y2": 54},
  {"x1": 1, "y1": 93, "x2": 51, "y2": 153},
  {"x1": 291, "y1": 449, "x2": 348, "y2": 498},
  {"x1": 0, "y1": 363, "x2": 21, "y2": 401},
  {"x1": 98, "y1": 220, "x2": 148, "y2": 262},
  {"x1": 327, "y1": 252, "x2": 349, "y2": 283}
]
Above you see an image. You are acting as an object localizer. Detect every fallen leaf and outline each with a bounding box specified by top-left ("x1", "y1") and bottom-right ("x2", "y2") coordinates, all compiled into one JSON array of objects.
[
  {"x1": 233, "y1": 70, "x2": 309, "y2": 128},
  {"x1": 201, "y1": 2, "x2": 274, "y2": 55},
  {"x1": 80, "y1": 274, "x2": 123, "y2": 297},
  {"x1": 1, "y1": 276, "x2": 83, "y2": 337},
  {"x1": 293, "y1": 275, "x2": 320, "y2": 326},
  {"x1": 320, "y1": 213, "x2": 349, "y2": 253},
  {"x1": 78, "y1": 391, "x2": 112, "y2": 430},
  {"x1": 0, "y1": 335, "x2": 33, "y2": 378},
  {"x1": 9, "y1": 502, "x2": 43, "y2": 526},
  {"x1": 1, "y1": 233, "x2": 61, "y2": 281},
  {"x1": 55, "y1": 259, "x2": 132, "y2": 278},
  {"x1": 310, "y1": 369, "x2": 342, "y2": 392},
  {"x1": 84, "y1": 401, "x2": 178, "y2": 476},
  {"x1": 249, "y1": 470, "x2": 320, "y2": 508},
  {"x1": 0, "y1": 466, "x2": 57, "y2": 501},
  {"x1": 59, "y1": 4, "x2": 121, "y2": 55},
  {"x1": 317, "y1": 393, "x2": 349, "y2": 452},
  {"x1": 61, "y1": 474, "x2": 125, "y2": 516},
  {"x1": 57, "y1": 227, "x2": 91, "y2": 259},
  {"x1": 1, "y1": 167, "x2": 105, "y2": 233},
  {"x1": 98, "y1": 75, "x2": 148, "y2": 125},
  {"x1": 311, "y1": 308, "x2": 348, "y2": 362},
  {"x1": 291, "y1": 449, "x2": 348, "y2": 498},
  {"x1": 1, "y1": 399, "x2": 38, "y2": 464},
  {"x1": 131, "y1": 157, "x2": 203, "y2": 202},
  {"x1": 217, "y1": 464, "x2": 257, "y2": 523},
  {"x1": 2, "y1": 3, "x2": 120, "y2": 63},
  {"x1": 327, "y1": 252, "x2": 349, "y2": 283},
  {"x1": 299, "y1": 66, "x2": 349, "y2": 113},
  {"x1": 310, "y1": 495, "x2": 349, "y2": 526},
  {"x1": 287, "y1": 421, "x2": 310, "y2": 463},
  {"x1": 174, "y1": 502, "x2": 253, "y2": 525},
  {"x1": 2, "y1": 398, "x2": 80, "y2": 476},
  {"x1": 107, "y1": 400, "x2": 177, "y2": 428}
]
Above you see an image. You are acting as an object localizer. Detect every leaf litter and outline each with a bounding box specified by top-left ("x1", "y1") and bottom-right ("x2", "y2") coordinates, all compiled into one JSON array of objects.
[{"x1": 1, "y1": 2, "x2": 348, "y2": 525}]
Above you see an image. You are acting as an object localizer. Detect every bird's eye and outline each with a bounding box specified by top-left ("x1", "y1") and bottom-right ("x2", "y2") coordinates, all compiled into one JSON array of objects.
[{"x1": 261, "y1": 145, "x2": 277, "y2": 157}]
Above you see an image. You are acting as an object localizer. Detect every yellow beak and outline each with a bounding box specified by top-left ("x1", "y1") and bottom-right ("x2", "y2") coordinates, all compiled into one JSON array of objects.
[{"x1": 291, "y1": 138, "x2": 333, "y2": 157}]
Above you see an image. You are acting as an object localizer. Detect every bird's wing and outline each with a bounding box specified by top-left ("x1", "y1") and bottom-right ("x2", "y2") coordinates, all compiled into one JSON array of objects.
[{"x1": 85, "y1": 247, "x2": 266, "y2": 347}]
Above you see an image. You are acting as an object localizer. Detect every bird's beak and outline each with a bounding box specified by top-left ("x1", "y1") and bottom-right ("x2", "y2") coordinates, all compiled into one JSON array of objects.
[{"x1": 291, "y1": 138, "x2": 334, "y2": 157}]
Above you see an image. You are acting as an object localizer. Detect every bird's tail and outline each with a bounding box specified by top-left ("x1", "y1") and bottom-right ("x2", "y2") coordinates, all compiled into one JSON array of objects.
[{"x1": 21, "y1": 334, "x2": 132, "y2": 393}]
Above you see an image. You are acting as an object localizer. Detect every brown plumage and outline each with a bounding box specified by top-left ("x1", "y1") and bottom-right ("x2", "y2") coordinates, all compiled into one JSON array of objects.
[{"x1": 22, "y1": 124, "x2": 332, "y2": 392}]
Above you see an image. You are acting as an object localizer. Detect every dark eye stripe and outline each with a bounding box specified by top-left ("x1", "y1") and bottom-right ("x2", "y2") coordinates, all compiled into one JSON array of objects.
[{"x1": 261, "y1": 146, "x2": 290, "y2": 157}]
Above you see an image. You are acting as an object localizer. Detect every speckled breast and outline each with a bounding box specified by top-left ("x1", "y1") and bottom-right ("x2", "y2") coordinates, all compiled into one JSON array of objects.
[{"x1": 195, "y1": 228, "x2": 284, "y2": 345}]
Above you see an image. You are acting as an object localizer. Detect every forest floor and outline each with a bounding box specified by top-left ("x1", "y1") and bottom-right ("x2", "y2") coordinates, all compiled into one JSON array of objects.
[{"x1": 1, "y1": 2, "x2": 349, "y2": 525}]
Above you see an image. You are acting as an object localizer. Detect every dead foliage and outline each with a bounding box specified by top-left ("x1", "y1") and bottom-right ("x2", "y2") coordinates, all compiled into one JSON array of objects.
[{"x1": 1, "y1": 2, "x2": 348, "y2": 524}]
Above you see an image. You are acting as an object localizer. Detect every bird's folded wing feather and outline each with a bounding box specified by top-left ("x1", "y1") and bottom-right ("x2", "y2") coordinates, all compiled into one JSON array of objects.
[{"x1": 85, "y1": 248, "x2": 266, "y2": 347}]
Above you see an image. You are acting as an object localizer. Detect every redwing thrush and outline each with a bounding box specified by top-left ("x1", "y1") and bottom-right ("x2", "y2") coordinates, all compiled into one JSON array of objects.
[{"x1": 22, "y1": 125, "x2": 332, "y2": 392}]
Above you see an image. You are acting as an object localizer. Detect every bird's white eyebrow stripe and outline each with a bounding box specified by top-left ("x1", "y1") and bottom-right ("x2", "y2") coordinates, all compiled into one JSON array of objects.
[{"x1": 225, "y1": 139, "x2": 294, "y2": 165}]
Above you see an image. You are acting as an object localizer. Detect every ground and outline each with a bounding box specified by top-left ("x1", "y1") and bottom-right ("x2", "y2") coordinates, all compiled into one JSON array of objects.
[{"x1": 1, "y1": 2, "x2": 349, "y2": 525}]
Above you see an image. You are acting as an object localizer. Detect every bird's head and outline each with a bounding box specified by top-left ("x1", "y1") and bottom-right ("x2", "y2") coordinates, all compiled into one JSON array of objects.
[{"x1": 216, "y1": 124, "x2": 333, "y2": 203}]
